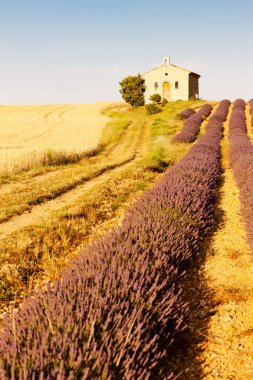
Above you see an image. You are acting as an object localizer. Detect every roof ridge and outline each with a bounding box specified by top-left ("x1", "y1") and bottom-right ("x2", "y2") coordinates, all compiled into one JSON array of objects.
[{"x1": 143, "y1": 62, "x2": 200, "y2": 77}]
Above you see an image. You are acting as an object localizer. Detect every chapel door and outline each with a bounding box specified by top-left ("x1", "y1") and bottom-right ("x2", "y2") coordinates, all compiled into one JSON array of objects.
[{"x1": 163, "y1": 82, "x2": 171, "y2": 101}]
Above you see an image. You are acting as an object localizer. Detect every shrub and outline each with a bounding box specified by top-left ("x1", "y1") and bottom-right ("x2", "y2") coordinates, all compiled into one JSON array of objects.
[
  {"x1": 149, "y1": 93, "x2": 162, "y2": 104},
  {"x1": 119, "y1": 74, "x2": 145, "y2": 107},
  {"x1": 161, "y1": 99, "x2": 168, "y2": 107},
  {"x1": 179, "y1": 108, "x2": 196, "y2": 119},
  {"x1": 145, "y1": 103, "x2": 162, "y2": 115},
  {"x1": 144, "y1": 145, "x2": 170, "y2": 172}
]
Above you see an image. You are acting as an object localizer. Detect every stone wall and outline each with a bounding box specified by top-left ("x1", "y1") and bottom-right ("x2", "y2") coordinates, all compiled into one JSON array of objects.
[{"x1": 143, "y1": 63, "x2": 189, "y2": 103}]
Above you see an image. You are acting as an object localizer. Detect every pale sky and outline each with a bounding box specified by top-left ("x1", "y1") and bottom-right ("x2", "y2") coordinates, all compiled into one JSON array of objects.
[{"x1": 0, "y1": 0, "x2": 253, "y2": 104}]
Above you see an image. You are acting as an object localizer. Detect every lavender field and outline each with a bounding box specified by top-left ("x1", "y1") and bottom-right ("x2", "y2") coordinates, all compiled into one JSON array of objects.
[{"x1": 0, "y1": 99, "x2": 253, "y2": 379}]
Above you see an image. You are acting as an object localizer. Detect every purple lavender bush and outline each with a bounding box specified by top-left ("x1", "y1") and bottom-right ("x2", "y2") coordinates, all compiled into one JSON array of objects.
[
  {"x1": 0, "y1": 100, "x2": 230, "y2": 379},
  {"x1": 178, "y1": 107, "x2": 196, "y2": 119},
  {"x1": 172, "y1": 103, "x2": 213, "y2": 143},
  {"x1": 229, "y1": 99, "x2": 253, "y2": 250},
  {"x1": 248, "y1": 98, "x2": 253, "y2": 128},
  {"x1": 205, "y1": 100, "x2": 230, "y2": 130}
]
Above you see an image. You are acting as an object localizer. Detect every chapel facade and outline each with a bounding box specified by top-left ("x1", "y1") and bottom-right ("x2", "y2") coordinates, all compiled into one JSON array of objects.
[{"x1": 143, "y1": 57, "x2": 200, "y2": 103}]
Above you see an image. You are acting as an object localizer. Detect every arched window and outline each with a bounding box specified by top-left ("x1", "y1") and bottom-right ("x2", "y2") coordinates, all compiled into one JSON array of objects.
[
  {"x1": 154, "y1": 82, "x2": 158, "y2": 90},
  {"x1": 175, "y1": 81, "x2": 179, "y2": 89}
]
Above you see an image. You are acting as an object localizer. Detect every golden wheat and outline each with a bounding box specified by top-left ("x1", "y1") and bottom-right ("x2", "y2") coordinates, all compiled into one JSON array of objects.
[{"x1": 0, "y1": 102, "x2": 117, "y2": 175}]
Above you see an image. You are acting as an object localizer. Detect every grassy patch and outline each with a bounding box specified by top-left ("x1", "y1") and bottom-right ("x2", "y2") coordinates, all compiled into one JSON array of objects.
[
  {"x1": 101, "y1": 110, "x2": 131, "y2": 149},
  {"x1": 139, "y1": 100, "x2": 204, "y2": 171}
]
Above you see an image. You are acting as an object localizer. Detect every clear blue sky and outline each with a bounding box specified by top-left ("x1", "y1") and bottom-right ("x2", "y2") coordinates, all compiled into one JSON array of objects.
[{"x1": 0, "y1": 0, "x2": 253, "y2": 104}]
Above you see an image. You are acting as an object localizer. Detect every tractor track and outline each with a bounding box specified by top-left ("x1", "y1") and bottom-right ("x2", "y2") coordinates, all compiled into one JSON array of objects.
[{"x1": 0, "y1": 109, "x2": 149, "y2": 239}]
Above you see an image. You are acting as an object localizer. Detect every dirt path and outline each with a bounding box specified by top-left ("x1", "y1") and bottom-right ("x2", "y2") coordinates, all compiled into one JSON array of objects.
[
  {"x1": 0, "y1": 160, "x2": 137, "y2": 239},
  {"x1": 0, "y1": 108, "x2": 149, "y2": 239},
  {"x1": 246, "y1": 104, "x2": 253, "y2": 141},
  {"x1": 0, "y1": 168, "x2": 70, "y2": 195}
]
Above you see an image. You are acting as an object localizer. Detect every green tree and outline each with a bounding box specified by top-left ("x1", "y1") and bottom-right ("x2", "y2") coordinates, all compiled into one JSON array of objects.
[{"x1": 119, "y1": 74, "x2": 145, "y2": 107}]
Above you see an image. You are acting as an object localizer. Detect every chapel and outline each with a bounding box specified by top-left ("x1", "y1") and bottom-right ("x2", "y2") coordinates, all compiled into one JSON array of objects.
[{"x1": 143, "y1": 57, "x2": 200, "y2": 103}]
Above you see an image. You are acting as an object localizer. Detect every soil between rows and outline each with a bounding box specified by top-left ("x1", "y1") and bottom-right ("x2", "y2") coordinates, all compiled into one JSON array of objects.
[{"x1": 170, "y1": 105, "x2": 253, "y2": 379}]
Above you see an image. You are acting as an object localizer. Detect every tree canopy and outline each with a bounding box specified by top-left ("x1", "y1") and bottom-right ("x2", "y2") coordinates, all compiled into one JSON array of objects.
[{"x1": 119, "y1": 74, "x2": 145, "y2": 107}]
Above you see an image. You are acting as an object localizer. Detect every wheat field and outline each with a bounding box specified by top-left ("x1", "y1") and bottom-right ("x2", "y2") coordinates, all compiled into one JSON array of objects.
[{"x1": 0, "y1": 102, "x2": 116, "y2": 175}]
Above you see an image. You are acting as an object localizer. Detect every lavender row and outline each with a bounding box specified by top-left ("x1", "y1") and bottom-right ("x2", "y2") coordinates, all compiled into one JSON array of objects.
[
  {"x1": 229, "y1": 99, "x2": 253, "y2": 250},
  {"x1": 248, "y1": 98, "x2": 253, "y2": 129},
  {"x1": 0, "y1": 103, "x2": 229, "y2": 379},
  {"x1": 178, "y1": 107, "x2": 196, "y2": 119},
  {"x1": 205, "y1": 99, "x2": 231, "y2": 130},
  {"x1": 172, "y1": 103, "x2": 213, "y2": 143}
]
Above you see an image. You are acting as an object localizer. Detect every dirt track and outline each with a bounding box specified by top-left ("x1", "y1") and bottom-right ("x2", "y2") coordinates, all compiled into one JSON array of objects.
[
  {"x1": 0, "y1": 160, "x2": 136, "y2": 238},
  {"x1": 0, "y1": 107, "x2": 149, "y2": 239}
]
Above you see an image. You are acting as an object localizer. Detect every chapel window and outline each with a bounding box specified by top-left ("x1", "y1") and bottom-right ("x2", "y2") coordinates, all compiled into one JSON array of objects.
[
  {"x1": 154, "y1": 82, "x2": 158, "y2": 90},
  {"x1": 175, "y1": 81, "x2": 179, "y2": 89}
]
